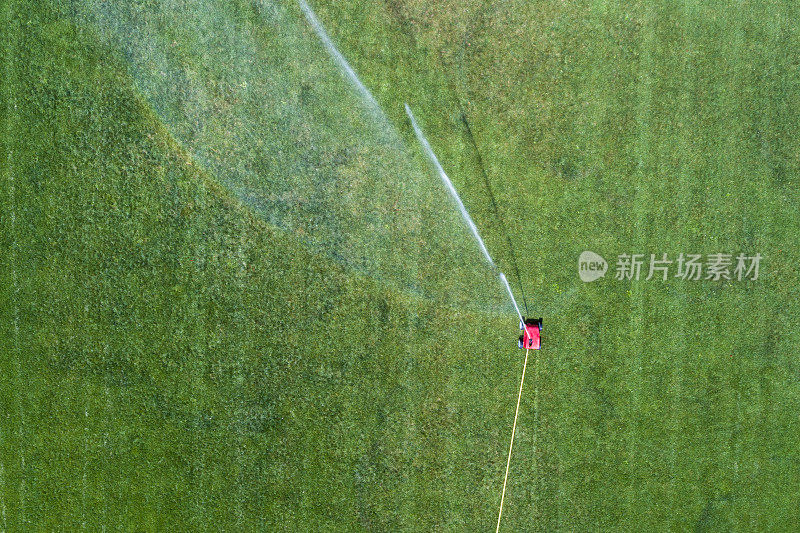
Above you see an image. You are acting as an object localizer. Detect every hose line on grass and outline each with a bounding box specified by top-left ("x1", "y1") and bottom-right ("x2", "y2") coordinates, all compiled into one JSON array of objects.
[{"x1": 496, "y1": 347, "x2": 531, "y2": 533}]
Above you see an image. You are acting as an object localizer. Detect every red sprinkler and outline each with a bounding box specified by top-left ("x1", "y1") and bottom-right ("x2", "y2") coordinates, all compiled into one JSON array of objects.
[{"x1": 518, "y1": 317, "x2": 542, "y2": 350}]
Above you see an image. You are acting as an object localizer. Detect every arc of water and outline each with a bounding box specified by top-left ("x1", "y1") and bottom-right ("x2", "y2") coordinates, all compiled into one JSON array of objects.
[{"x1": 404, "y1": 103, "x2": 524, "y2": 323}]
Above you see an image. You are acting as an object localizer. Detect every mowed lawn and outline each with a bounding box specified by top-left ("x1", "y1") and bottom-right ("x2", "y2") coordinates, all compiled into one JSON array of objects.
[{"x1": 2, "y1": 0, "x2": 799, "y2": 530}]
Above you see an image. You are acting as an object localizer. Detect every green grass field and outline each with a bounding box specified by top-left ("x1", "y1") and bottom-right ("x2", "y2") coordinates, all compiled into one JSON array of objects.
[{"x1": 2, "y1": 0, "x2": 799, "y2": 530}]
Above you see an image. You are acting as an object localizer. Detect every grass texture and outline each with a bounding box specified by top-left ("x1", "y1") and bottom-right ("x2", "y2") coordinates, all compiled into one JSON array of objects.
[{"x1": 2, "y1": 0, "x2": 799, "y2": 530}]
